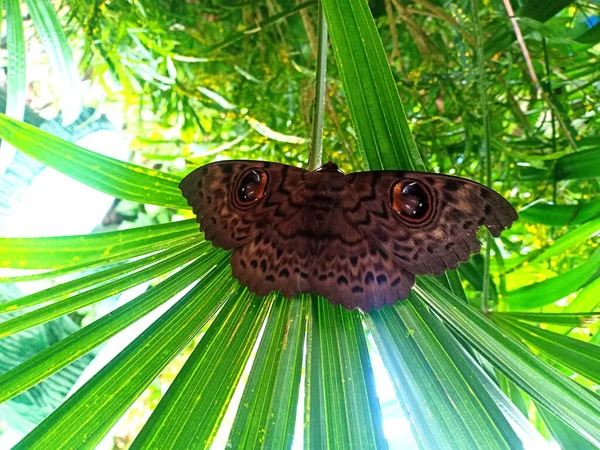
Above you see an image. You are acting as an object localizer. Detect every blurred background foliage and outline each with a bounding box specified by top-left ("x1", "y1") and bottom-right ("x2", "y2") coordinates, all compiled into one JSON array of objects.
[{"x1": 0, "y1": 0, "x2": 599, "y2": 448}]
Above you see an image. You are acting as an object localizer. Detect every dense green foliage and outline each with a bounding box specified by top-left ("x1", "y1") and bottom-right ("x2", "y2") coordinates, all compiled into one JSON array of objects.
[{"x1": 0, "y1": 0, "x2": 599, "y2": 448}]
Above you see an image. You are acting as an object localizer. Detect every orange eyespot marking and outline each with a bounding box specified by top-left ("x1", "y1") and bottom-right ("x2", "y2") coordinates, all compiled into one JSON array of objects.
[
  {"x1": 390, "y1": 180, "x2": 432, "y2": 224},
  {"x1": 235, "y1": 169, "x2": 269, "y2": 206}
]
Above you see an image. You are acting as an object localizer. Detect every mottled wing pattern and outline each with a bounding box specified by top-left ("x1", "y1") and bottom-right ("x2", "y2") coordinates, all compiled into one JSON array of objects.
[
  {"x1": 307, "y1": 223, "x2": 416, "y2": 310},
  {"x1": 180, "y1": 161, "x2": 314, "y2": 299},
  {"x1": 179, "y1": 161, "x2": 307, "y2": 249},
  {"x1": 230, "y1": 229, "x2": 312, "y2": 298},
  {"x1": 344, "y1": 171, "x2": 518, "y2": 276}
]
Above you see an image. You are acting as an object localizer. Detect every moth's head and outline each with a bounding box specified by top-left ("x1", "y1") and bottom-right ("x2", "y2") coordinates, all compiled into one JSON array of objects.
[{"x1": 315, "y1": 161, "x2": 345, "y2": 174}]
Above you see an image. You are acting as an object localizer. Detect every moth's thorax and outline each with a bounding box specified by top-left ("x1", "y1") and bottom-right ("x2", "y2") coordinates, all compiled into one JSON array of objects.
[
  {"x1": 315, "y1": 161, "x2": 344, "y2": 174},
  {"x1": 300, "y1": 168, "x2": 347, "y2": 210}
]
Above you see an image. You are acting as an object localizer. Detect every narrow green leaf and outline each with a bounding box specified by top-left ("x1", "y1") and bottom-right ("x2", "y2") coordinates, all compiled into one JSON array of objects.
[
  {"x1": 516, "y1": 147, "x2": 600, "y2": 181},
  {"x1": 203, "y1": 1, "x2": 316, "y2": 53},
  {"x1": 417, "y1": 278, "x2": 600, "y2": 446},
  {"x1": 516, "y1": 17, "x2": 582, "y2": 45},
  {"x1": 575, "y1": 24, "x2": 600, "y2": 45},
  {"x1": 563, "y1": 276, "x2": 600, "y2": 313},
  {"x1": 538, "y1": 404, "x2": 598, "y2": 450},
  {"x1": 0, "y1": 235, "x2": 197, "y2": 283},
  {"x1": 0, "y1": 240, "x2": 202, "y2": 315},
  {"x1": 0, "y1": 252, "x2": 228, "y2": 403},
  {"x1": 493, "y1": 312, "x2": 600, "y2": 327},
  {"x1": 459, "y1": 255, "x2": 499, "y2": 301},
  {"x1": 0, "y1": 0, "x2": 26, "y2": 174},
  {"x1": 0, "y1": 114, "x2": 188, "y2": 209},
  {"x1": 495, "y1": 316, "x2": 600, "y2": 384},
  {"x1": 304, "y1": 299, "x2": 387, "y2": 449},
  {"x1": 483, "y1": 0, "x2": 575, "y2": 58},
  {"x1": 228, "y1": 296, "x2": 308, "y2": 449},
  {"x1": 131, "y1": 290, "x2": 270, "y2": 449},
  {"x1": 320, "y1": 0, "x2": 424, "y2": 171},
  {"x1": 517, "y1": 165, "x2": 552, "y2": 181},
  {"x1": 25, "y1": 0, "x2": 81, "y2": 124},
  {"x1": 12, "y1": 263, "x2": 235, "y2": 449},
  {"x1": 497, "y1": 373, "x2": 529, "y2": 418},
  {"x1": 554, "y1": 148, "x2": 600, "y2": 180},
  {"x1": 545, "y1": 277, "x2": 600, "y2": 334},
  {"x1": 0, "y1": 242, "x2": 208, "y2": 338},
  {"x1": 519, "y1": 199, "x2": 600, "y2": 226},
  {"x1": 505, "y1": 248, "x2": 600, "y2": 310},
  {"x1": 367, "y1": 300, "x2": 520, "y2": 450},
  {"x1": 529, "y1": 217, "x2": 600, "y2": 265},
  {"x1": 519, "y1": 0, "x2": 574, "y2": 21},
  {"x1": 0, "y1": 219, "x2": 199, "y2": 269}
]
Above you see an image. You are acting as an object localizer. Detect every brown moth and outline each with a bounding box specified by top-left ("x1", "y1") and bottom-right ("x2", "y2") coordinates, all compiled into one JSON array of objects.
[{"x1": 179, "y1": 160, "x2": 518, "y2": 311}]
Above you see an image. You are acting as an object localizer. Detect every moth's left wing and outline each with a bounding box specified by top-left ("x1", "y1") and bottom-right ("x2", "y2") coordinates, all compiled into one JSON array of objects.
[{"x1": 179, "y1": 160, "x2": 308, "y2": 249}]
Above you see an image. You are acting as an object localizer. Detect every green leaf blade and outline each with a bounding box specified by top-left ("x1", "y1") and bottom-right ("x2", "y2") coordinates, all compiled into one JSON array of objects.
[
  {"x1": 305, "y1": 300, "x2": 387, "y2": 449},
  {"x1": 0, "y1": 220, "x2": 199, "y2": 269},
  {"x1": 25, "y1": 0, "x2": 82, "y2": 124},
  {"x1": 131, "y1": 290, "x2": 270, "y2": 449},
  {"x1": 0, "y1": 114, "x2": 188, "y2": 209},
  {"x1": 228, "y1": 296, "x2": 308, "y2": 449},
  {"x1": 417, "y1": 277, "x2": 600, "y2": 446},
  {"x1": 1, "y1": 0, "x2": 27, "y2": 174},
  {"x1": 0, "y1": 252, "x2": 229, "y2": 404},
  {"x1": 12, "y1": 263, "x2": 235, "y2": 450},
  {"x1": 321, "y1": 0, "x2": 424, "y2": 171}
]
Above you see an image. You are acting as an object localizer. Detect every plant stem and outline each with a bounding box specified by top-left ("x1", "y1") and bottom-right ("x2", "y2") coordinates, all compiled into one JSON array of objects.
[
  {"x1": 308, "y1": 1, "x2": 328, "y2": 171},
  {"x1": 543, "y1": 38, "x2": 558, "y2": 241},
  {"x1": 501, "y1": 0, "x2": 578, "y2": 151},
  {"x1": 470, "y1": 0, "x2": 493, "y2": 313}
]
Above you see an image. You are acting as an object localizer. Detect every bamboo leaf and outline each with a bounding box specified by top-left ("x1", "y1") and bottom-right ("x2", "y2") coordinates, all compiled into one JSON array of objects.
[
  {"x1": 0, "y1": 220, "x2": 199, "y2": 269},
  {"x1": 505, "y1": 248, "x2": 600, "y2": 310},
  {"x1": 554, "y1": 148, "x2": 600, "y2": 180},
  {"x1": 0, "y1": 114, "x2": 188, "y2": 209},
  {"x1": 517, "y1": 148, "x2": 600, "y2": 181},
  {"x1": 25, "y1": 0, "x2": 82, "y2": 124},
  {"x1": 563, "y1": 276, "x2": 600, "y2": 313},
  {"x1": 483, "y1": 0, "x2": 575, "y2": 57},
  {"x1": 575, "y1": 24, "x2": 600, "y2": 45},
  {"x1": 529, "y1": 217, "x2": 600, "y2": 265},
  {"x1": 203, "y1": 1, "x2": 316, "y2": 53},
  {"x1": 519, "y1": 199, "x2": 600, "y2": 227}
]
